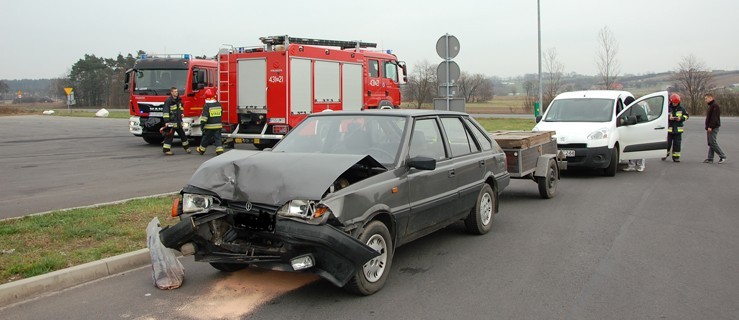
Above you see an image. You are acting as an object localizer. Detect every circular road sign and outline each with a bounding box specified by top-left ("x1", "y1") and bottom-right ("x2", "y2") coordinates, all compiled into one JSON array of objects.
[
  {"x1": 437, "y1": 60, "x2": 461, "y2": 83},
  {"x1": 436, "y1": 35, "x2": 460, "y2": 59}
]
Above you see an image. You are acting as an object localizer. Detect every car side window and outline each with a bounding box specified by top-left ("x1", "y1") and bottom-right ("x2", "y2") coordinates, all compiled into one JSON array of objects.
[
  {"x1": 621, "y1": 96, "x2": 664, "y2": 124},
  {"x1": 409, "y1": 119, "x2": 446, "y2": 160},
  {"x1": 440, "y1": 117, "x2": 475, "y2": 157},
  {"x1": 463, "y1": 118, "x2": 492, "y2": 151}
]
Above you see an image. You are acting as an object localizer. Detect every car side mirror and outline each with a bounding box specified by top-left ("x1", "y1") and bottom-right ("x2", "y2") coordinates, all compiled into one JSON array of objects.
[
  {"x1": 535, "y1": 115, "x2": 542, "y2": 123},
  {"x1": 407, "y1": 156, "x2": 436, "y2": 170}
]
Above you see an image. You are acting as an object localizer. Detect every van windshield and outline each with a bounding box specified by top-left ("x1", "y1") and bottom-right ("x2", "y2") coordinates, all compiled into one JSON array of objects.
[{"x1": 543, "y1": 98, "x2": 614, "y2": 122}]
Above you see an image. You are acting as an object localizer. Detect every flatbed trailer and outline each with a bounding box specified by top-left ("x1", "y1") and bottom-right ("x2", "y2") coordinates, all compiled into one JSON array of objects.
[{"x1": 490, "y1": 131, "x2": 567, "y2": 199}]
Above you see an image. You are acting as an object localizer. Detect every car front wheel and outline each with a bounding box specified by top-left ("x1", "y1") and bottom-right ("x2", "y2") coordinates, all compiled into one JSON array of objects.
[
  {"x1": 344, "y1": 220, "x2": 393, "y2": 295},
  {"x1": 465, "y1": 184, "x2": 496, "y2": 235}
]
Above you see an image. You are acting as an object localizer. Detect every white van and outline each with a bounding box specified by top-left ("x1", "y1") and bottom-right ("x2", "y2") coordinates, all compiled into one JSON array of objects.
[{"x1": 532, "y1": 90, "x2": 669, "y2": 176}]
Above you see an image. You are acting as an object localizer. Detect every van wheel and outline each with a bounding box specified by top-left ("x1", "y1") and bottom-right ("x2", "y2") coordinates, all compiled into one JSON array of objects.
[
  {"x1": 464, "y1": 184, "x2": 495, "y2": 234},
  {"x1": 604, "y1": 147, "x2": 618, "y2": 177},
  {"x1": 344, "y1": 221, "x2": 393, "y2": 295}
]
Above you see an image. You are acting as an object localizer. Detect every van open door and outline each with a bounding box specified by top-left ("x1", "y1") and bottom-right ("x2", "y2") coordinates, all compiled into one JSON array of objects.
[{"x1": 616, "y1": 91, "x2": 669, "y2": 160}]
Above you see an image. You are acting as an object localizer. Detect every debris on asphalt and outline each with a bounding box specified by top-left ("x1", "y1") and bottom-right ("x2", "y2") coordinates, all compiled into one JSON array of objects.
[{"x1": 146, "y1": 217, "x2": 184, "y2": 290}]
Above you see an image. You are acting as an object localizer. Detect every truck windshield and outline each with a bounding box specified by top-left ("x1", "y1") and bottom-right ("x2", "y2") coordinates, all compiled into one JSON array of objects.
[
  {"x1": 544, "y1": 98, "x2": 614, "y2": 122},
  {"x1": 134, "y1": 69, "x2": 188, "y2": 95},
  {"x1": 272, "y1": 115, "x2": 407, "y2": 165}
]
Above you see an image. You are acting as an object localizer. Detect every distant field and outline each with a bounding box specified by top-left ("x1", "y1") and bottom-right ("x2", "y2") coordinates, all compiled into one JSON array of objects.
[{"x1": 401, "y1": 95, "x2": 530, "y2": 114}]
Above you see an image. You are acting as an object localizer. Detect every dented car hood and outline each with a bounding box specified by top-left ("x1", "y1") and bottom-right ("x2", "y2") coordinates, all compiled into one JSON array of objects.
[{"x1": 186, "y1": 150, "x2": 384, "y2": 205}]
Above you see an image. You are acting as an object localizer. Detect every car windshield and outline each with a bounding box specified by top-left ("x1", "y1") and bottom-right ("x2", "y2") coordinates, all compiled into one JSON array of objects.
[
  {"x1": 272, "y1": 114, "x2": 407, "y2": 165},
  {"x1": 134, "y1": 69, "x2": 188, "y2": 95},
  {"x1": 544, "y1": 98, "x2": 615, "y2": 122}
]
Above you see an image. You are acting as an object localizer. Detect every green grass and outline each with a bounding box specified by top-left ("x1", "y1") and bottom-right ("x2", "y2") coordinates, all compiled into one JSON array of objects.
[
  {"x1": 51, "y1": 109, "x2": 131, "y2": 119},
  {"x1": 476, "y1": 118, "x2": 537, "y2": 131},
  {"x1": 0, "y1": 197, "x2": 176, "y2": 284}
]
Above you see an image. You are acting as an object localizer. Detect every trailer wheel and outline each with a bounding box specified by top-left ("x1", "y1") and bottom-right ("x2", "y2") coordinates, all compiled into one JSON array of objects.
[
  {"x1": 210, "y1": 262, "x2": 247, "y2": 272},
  {"x1": 537, "y1": 158, "x2": 558, "y2": 199},
  {"x1": 344, "y1": 220, "x2": 393, "y2": 295},
  {"x1": 464, "y1": 184, "x2": 495, "y2": 235}
]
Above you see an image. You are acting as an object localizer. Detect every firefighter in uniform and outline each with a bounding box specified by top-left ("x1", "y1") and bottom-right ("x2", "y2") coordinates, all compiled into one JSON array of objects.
[
  {"x1": 196, "y1": 88, "x2": 224, "y2": 155},
  {"x1": 162, "y1": 87, "x2": 191, "y2": 155},
  {"x1": 662, "y1": 93, "x2": 688, "y2": 162}
]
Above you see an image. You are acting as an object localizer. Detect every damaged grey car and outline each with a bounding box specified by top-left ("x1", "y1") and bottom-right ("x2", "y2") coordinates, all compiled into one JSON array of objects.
[{"x1": 160, "y1": 110, "x2": 510, "y2": 295}]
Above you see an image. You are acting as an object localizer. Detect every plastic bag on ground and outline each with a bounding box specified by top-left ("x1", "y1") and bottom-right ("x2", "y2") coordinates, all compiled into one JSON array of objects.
[
  {"x1": 146, "y1": 217, "x2": 185, "y2": 289},
  {"x1": 95, "y1": 108, "x2": 109, "y2": 117}
]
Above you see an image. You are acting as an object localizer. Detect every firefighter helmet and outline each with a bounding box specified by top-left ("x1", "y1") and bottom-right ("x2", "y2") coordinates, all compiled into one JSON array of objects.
[
  {"x1": 205, "y1": 88, "x2": 215, "y2": 99},
  {"x1": 670, "y1": 93, "x2": 681, "y2": 104}
]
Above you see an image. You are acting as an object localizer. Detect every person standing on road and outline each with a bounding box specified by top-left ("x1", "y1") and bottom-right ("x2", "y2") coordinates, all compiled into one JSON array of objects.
[
  {"x1": 162, "y1": 87, "x2": 191, "y2": 155},
  {"x1": 662, "y1": 93, "x2": 689, "y2": 162},
  {"x1": 703, "y1": 93, "x2": 726, "y2": 163},
  {"x1": 196, "y1": 88, "x2": 224, "y2": 155}
]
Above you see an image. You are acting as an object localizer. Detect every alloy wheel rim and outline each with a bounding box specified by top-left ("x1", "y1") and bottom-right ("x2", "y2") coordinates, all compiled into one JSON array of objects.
[{"x1": 481, "y1": 193, "x2": 493, "y2": 226}]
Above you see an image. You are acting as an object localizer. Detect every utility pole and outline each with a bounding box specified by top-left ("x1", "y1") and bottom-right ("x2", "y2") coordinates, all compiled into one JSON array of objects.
[{"x1": 537, "y1": 0, "x2": 543, "y2": 117}]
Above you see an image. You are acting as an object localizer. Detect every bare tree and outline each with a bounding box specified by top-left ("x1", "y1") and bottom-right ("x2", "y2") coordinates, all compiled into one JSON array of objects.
[
  {"x1": 595, "y1": 26, "x2": 620, "y2": 89},
  {"x1": 543, "y1": 47, "x2": 564, "y2": 110},
  {"x1": 672, "y1": 54, "x2": 714, "y2": 114},
  {"x1": 458, "y1": 72, "x2": 492, "y2": 103},
  {"x1": 522, "y1": 75, "x2": 538, "y2": 113},
  {"x1": 404, "y1": 60, "x2": 437, "y2": 109}
]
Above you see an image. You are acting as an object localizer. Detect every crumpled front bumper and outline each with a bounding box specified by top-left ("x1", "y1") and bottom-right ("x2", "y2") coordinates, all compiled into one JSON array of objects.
[{"x1": 159, "y1": 215, "x2": 379, "y2": 287}]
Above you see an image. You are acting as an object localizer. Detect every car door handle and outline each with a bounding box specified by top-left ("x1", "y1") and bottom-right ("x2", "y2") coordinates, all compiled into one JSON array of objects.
[
  {"x1": 479, "y1": 159, "x2": 486, "y2": 167},
  {"x1": 448, "y1": 169, "x2": 455, "y2": 178},
  {"x1": 654, "y1": 126, "x2": 665, "y2": 130}
]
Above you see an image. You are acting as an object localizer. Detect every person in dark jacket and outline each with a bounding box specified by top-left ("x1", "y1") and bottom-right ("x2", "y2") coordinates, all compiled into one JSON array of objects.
[
  {"x1": 662, "y1": 93, "x2": 689, "y2": 162},
  {"x1": 703, "y1": 93, "x2": 726, "y2": 163},
  {"x1": 162, "y1": 87, "x2": 191, "y2": 155},
  {"x1": 196, "y1": 88, "x2": 224, "y2": 155}
]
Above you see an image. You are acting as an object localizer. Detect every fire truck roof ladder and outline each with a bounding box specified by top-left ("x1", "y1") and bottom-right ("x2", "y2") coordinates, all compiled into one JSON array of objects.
[{"x1": 259, "y1": 35, "x2": 377, "y2": 50}]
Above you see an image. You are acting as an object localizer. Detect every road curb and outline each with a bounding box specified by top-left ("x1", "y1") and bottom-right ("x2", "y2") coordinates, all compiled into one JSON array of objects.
[{"x1": 0, "y1": 248, "x2": 151, "y2": 308}]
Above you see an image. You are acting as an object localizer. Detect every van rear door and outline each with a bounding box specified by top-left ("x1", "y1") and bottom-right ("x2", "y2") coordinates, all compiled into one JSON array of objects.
[{"x1": 616, "y1": 91, "x2": 669, "y2": 160}]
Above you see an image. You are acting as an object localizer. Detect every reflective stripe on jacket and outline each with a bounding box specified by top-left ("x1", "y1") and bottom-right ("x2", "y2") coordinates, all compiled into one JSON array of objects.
[
  {"x1": 200, "y1": 99, "x2": 223, "y2": 130},
  {"x1": 668, "y1": 104, "x2": 688, "y2": 133}
]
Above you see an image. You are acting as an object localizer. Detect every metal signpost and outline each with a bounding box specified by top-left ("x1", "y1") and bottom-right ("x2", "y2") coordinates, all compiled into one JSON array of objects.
[
  {"x1": 64, "y1": 87, "x2": 74, "y2": 112},
  {"x1": 433, "y1": 34, "x2": 465, "y2": 112}
]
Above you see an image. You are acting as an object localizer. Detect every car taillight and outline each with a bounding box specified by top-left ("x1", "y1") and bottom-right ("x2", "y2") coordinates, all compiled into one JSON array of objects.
[{"x1": 273, "y1": 125, "x2": 289, "y2": 134}]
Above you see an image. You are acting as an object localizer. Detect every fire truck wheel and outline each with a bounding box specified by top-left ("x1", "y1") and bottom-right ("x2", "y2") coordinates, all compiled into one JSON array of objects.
[
  {"x1": 253, "y1": 140, "x2": 277, "y2": 150},
  {"x1": 378, "y1": 100, "x2": 393, "y2": 109},
  {"x1": 142, "y1": 136, "x2": 164, "y2": 145}
]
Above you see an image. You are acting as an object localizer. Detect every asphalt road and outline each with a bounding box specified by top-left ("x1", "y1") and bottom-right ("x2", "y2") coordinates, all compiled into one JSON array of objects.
[
  {"x1": 2, "y1": 116, "x2": 739, "y2": 319},
  {"x1": 0, "y1": 115, "x2": 249, "y2": 219}
]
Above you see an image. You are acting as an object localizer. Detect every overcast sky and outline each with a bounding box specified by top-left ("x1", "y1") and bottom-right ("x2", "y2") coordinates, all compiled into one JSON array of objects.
[{"x1": 2, "y1": 0, "x2": 737, "y2": 80}]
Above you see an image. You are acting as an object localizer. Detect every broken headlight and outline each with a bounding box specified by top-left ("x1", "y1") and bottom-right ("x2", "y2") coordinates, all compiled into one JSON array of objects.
[
  {"x1": 182, "y1": 193, "x2": 217, "y2": 214},
  {"x1": 276, "y1": 200, "x2": 331, "y2": 225}
]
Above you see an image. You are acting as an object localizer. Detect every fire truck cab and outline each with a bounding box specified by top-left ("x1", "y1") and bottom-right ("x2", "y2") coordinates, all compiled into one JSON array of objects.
[
  {"x1": 125, "y1": 54, "x2": 218, "y2": 145},
  {"x1": 218, "y1": 36, "x2": 407, "y2": 149}
]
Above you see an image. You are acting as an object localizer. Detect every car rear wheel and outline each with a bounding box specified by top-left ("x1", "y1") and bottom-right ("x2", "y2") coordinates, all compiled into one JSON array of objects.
[
  {"x1": 209, "y1": 262, "x2": 247, "y2": 272},
  {"x1": 344, "y1": 221, "x2": 393, "y2": 295},
  {"x1": 537, "y1": 158, "x2": 558, "y2": 199},
  {"x1": 465, "y1": 184, "x2": 495, "y2": 235}
]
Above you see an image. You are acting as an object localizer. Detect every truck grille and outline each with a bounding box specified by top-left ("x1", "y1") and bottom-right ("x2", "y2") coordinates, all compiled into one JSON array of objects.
[{"x1": 137, "y1": 103, "x2": 164, "y2": 114}]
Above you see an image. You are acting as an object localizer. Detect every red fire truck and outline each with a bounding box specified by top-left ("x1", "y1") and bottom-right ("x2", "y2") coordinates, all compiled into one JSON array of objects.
[
  {"x1": 124, "y1": 54, "x2": 218, "y2": 144},
  {"x1": 217, "y1": 35, "x2": 407, "y2": 149}
]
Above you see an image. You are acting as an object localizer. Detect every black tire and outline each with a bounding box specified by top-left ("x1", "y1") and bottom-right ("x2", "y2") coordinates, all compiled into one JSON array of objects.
[
  {"x1": 209, "y1": 262, "x2": 247, "y2": 272},
  {"x1": 537, "y1": 158, "x2": 558, "y2": 199},
  {"x1": 142, "y1": 135, "x2": 163, "y2": 145},
  {"x1": 344, "y1": 221, "x2": 393, "y2": 295},
  {"x1": 253, "y1": 140, "x2": 277, "y2": 150},
  {"x1": 604, "y1": 146, "x2": 618, "y2": 177},
  {"x1": 464, "y1": 184, "x2": 496, "y2": 235}
]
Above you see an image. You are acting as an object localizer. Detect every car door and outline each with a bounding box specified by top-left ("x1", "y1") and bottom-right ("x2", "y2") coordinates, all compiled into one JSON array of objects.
[
  {"x1": 405, "y1": 117, "x2": 458, "y2": 238},
  {"x1": 616, "y1": 91, "x2": 669, "y2": 160},
  {"x1": 439, "y1": 116, "x2": 486, "y2": 219}
]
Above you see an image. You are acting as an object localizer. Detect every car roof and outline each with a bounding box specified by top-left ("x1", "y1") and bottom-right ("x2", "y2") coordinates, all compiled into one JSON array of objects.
[
  {"x1": 554, "y1": 90, "x2": 633, "y2": 100},
  {"x1": 307, "y1": 109, "x2": 470, "y2": 118}
]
